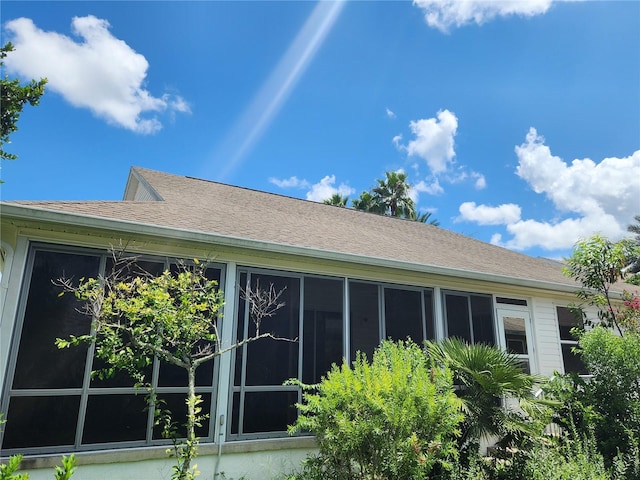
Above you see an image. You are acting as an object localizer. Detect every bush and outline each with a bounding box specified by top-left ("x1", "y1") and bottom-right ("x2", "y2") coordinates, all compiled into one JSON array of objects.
[
  {"x1": 288, "y1": 339, "x2": 463, "y2": 479},
  {"x1": 579, "y1": 327, "x2": 640, "y2": 462}
]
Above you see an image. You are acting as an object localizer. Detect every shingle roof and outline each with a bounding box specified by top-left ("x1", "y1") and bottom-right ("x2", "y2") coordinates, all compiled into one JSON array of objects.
[{"x1": 5, "y1": 166, "x2": 579, "y2": 289}]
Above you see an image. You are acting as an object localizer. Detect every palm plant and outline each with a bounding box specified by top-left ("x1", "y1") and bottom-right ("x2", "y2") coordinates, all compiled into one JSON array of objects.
[
  {"x1": 425, "y1": 338, "x2": 549, "y2": 455},
  {"x1": 409, "y1": 210, "x2": 440, "y2": 226},
  {"x1": 322, "y1": 193, "x2": 350, "y2": 207},
  {"x1": 352, "y1": 190, "x2": 384, "y2": 214},
  {"x1": 371, "y1": 171, "x2": 416, "y2": 218}
]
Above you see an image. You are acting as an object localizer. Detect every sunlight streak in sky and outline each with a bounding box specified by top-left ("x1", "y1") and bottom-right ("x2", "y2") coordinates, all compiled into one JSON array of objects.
[{"x1": 204, "y1": 1, "x2": 345, "y2": 181}]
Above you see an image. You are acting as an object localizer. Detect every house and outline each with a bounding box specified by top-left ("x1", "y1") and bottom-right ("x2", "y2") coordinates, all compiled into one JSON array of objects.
[{"x1": 0, "y1": 167, "x2": 593, "y2": 479}]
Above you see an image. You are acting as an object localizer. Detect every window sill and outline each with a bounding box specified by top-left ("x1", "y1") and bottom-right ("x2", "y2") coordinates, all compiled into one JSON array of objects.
[{"x1": 3, "y1": 436, "x2": 317, "y2": 470}]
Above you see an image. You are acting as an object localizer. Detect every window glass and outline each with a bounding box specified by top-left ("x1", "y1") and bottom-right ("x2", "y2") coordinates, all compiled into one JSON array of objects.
[
  {"x1": 241, "y1": 391, "x2": 299, "y2": 434},
  {"x1": 557, "y1": 306, "x2": 581, "y2": 340},
  {"x1": 445, "y1": 294, "x2": 472, "y2": 342},
  {"x1": 557, "y1": 306, "x2": 586, "y2": 374},
  {"x1": 13, "y1": 250, "x2": 100, "y2": 389},
  {"x1": 504, "y1": 316, "x2": 528, "y2": 354},
  {"x1": 349, "y1": 282, "x2": 380, "y2": 362},
  {"x1": 384, "y1": 288, "x2": 423, "y2": 343},
  {"x1": 424, "y1": 290, "x2": 435, "y2": 341},
  {"x1": 2, "y1": 396, "x2": 80, "y2": 449},
  {"x1": 152, "y1": 393, "x2": 212, "y2": 440},
  {"x1": 244, "y1": 274, "x2": 300, "y2": 386},
  {"x1": 471, "y1": 295, "x2": 495, "y2": 345},
  {"x1": 82, "y1": 395, "x2": 148, "y2": 444},
  {"x1": 303, "y1": 277, "x2": 343, "y2": 384}
]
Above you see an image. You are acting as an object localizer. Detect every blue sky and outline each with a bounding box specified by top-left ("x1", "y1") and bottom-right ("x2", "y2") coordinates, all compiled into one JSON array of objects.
[{"x1": 1, "y1": 0, "x2": 639, "y2": 259}]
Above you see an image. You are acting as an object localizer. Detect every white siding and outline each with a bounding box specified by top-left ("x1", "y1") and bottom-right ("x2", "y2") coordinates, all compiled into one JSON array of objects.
[{"x1": 531, "y1": 297, "x2": 564, "y2": 376}]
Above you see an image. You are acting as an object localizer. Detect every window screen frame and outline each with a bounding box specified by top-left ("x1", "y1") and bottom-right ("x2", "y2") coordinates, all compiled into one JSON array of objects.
[{"x1": 0, "y1": 243, "x2": 225, "y2": 455}]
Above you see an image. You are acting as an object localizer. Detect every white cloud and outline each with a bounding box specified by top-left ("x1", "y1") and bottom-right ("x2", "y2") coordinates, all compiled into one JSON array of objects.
[
  {"x1": 4, "y1": 16, "x2": 190, "y2": 134},
  {"x1": 458, "y1": 202, "x2": 522, "y2": 225},
  {"x1": 415, "y1": 179, "x2": 444, "y2": 196},
  {"x1": 462, "y1": 128, "x2": 640, "y2": 252},
  {"x1": 515, "y1": 128, "x2": 639, "y2": 223},
  {"x1": 400, "y1": 109, "x2": 458, "y2": 175},
  {"x1": 305, "y1": 175, "x2": 355, "y2": 202},
  {"x1": 386, "y1": 108, "x2": 396, "y2": 119},
  {"x1": 471, "y1": 172, "x2": 486, "y2": 190},
  {"x1": 413, "y1": 0, "x2": 558, "y2": 33},
  {"x1": 503, "y1": 212, "x2": 624, "y2": 251},
  {"x1": 268, "y1": 176, "x2": 310, "y2": 189}
]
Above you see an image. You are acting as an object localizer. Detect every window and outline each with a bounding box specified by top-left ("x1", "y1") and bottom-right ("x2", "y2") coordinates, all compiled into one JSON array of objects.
[
  {"x1": 231, "y1": 273, "x2": 435, "y2": 439},
  {"x1": 443, "y1": 292, "x2": 495, "y2": 345},
  {"x1": 349, "y1": 282, "x2": 435, "y2": 362},
  {"x1": 498, "y1": 309, "x2": 533, "y2": 374},
  {"x1": 0, "y1": 245, "x2": 224, "y2": 453},
  {"x1": 556, "y1": 306, "x2": 586, "y2": 374},
  {"x1": 231, "y1": 270, "x2": 344, "y2": 438}
]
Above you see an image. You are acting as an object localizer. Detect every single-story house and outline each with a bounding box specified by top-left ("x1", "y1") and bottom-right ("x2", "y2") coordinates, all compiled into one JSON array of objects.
[{"x1": 0, "y1": 167, "x2": 599, "y2": 479}]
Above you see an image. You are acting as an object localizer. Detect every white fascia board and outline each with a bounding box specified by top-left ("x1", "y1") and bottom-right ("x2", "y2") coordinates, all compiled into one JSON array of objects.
[{"x1": 1, "y1": 203, "x2": 579, "y2": 294}]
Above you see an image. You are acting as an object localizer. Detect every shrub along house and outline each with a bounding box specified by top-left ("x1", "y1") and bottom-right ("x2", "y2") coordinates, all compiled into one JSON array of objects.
[{"x1": 0, "y1": 167, "x2": 590, "y2": 478}]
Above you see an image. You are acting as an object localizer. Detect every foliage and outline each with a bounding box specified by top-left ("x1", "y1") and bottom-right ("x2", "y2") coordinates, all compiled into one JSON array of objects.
[
  {"x1": 627, "y1": 214, "x2": 640, "y2": 275},
  {"x1": 0, "y1": 455, "x2": 76, "y2": 480},
  {"x1": 322, "y1": 193, "x2": 349, "y2": 207},
  {"x1": 521, "y1": 434, "x2": 609, "y2": 480},
  {"x1": 322, "y1": 171, "x2": 440, "y2": 225},
  {"x1": 371, "y1": 171, "x2": 416, "y2": 218},
  {"x1": 57, "y1": 254, "x2": 287, "y2": 480},
  {"x1": 288, "y1": 340, "x2": 463, "y2": 479},
  {"x1": 579, "y1": 327, "x2": 640, "y2": 462},
  {"x1": 563, "y1": 234, "x2": 640, "y2": 333},
  {"x1": 425, "y1": 337, "x2": 550, "y2": 461},
  {"x1": 0, "y1": 43, "x2": 47, "y2": 165}
]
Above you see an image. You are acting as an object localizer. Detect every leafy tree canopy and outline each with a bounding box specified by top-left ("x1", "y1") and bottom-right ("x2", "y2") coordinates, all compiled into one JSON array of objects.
[{"x1": 1, "y1": 42, "x2": 47, "y2": 165}]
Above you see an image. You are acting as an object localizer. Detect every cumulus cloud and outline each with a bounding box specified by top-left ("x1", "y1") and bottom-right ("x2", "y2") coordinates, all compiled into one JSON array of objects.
[
  {"x1": 413, "y1": 0, "x2": 559, "y2": 33},
  {"x1": 3, "y1": 16, "x2": 190, "y2": 134},
  {"x1": 458, "y1": 202, "x2": 522, "y2": 225},
  {"x1": 386, "y1": 108, "x2": 396, "y2": 119},
  {"x1": 415, "y1": 178, "x2": 444, "y2": 196},
  {"x1": 395, "y1": 110, "x2": 485, "y2": 194},
  {"x1": 305, "y1": 175, "x2": 355, "y2": 202},
  {"x1": 268, "y1": 176, "x2": 310, "y2": 189},
  {"x1": 400, "y1": 109, "x2": 458, "y2": 174},
  {"x1": 461, "y1": 128, "x2": 640, "y2": 252}
]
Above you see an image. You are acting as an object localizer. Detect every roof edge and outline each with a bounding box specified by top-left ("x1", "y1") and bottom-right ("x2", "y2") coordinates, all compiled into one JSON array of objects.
[{"x1": 1, "y1": 202, "x2": 582, "y2": 295}]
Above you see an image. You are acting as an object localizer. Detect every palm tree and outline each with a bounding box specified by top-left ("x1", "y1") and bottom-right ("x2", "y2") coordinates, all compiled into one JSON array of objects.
[
  {"x1": 322, "y1": 193, "x2": 349, "y2": 207},
  {"x1": 351, "y1": 191, "x2": 384, "y2": 214},
  {"x1": 409, "y1": 210, "x2": 440, "y2": 226},
  {"x1": 371, "y1": 171, "x2": 416, "y2": 218},
  {"x1": 425, "y1": 338, "x2": 548, "y2": 457}
]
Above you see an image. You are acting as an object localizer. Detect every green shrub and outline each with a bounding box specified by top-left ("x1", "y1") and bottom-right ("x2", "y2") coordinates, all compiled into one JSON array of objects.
[
  {"x1": 288, "y1": 339, "x2": 463, "y2": 479},
  {"x1": 579, "y1": 327, "x2": 640, "y2": 461}
]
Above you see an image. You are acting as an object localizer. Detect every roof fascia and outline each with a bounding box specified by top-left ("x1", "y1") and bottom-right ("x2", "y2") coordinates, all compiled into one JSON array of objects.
[{"x1": 1, "y1": 202, "x2": 580, "y2": 294}]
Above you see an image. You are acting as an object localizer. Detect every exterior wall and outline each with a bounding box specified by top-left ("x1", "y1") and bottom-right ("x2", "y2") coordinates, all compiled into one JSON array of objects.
[
  {"x1": 530, "y1": 297, "x2": 564, "y2": 376},
  {"x1": 0, "y1": 215, "x2": 580, "y2": 478},
  {"x1": 18, "y1": 443, "x2": 316, "y2": 480}
]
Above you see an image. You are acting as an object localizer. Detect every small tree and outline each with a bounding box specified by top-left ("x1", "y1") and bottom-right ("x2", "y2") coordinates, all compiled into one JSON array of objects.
[
  {"x1": 1, "y1": 43, "x2": 47, "y2": 166},
  {"x1": 57, "y1": 253, "x2": 289, "y2": 480},
  {"x1": 563, "y1": 234, "x2": 640, "y2": 334}
]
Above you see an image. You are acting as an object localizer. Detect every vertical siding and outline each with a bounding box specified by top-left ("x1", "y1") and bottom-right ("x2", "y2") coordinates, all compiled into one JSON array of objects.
[{"x1": 531, "y1": 297, "x2": 564, "y2": 376}]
